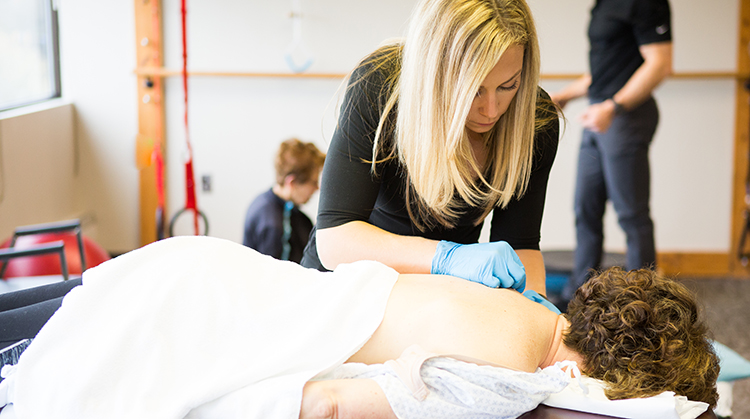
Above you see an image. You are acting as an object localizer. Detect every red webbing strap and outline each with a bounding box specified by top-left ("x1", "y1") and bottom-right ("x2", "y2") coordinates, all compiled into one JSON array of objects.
[
  {"x1": 181, "y1": 0, "x2": 199, "y2": 235},
  {"x1": 152, "y1": 1, "x2": 166, "y2": 239}
]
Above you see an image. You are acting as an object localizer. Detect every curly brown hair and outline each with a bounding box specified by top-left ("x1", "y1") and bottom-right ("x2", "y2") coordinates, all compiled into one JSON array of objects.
[
  {"x1": 274, "y1": 138, "x2": 325, "y2": 185},
  {"x1": 563, "y1": 267, "x2": 720, "y2": 408}
]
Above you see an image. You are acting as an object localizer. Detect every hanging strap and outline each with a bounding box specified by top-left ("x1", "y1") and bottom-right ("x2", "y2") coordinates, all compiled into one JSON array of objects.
[
  {"x1": 153, "y1": 5, "x2": 166, "y2": 240},
  {"x1": 280, "y1": 201, "x2": 294, "y2": 261},
  {"x1": 284, "y1": 0, "x2": 314, "y2": 73},
  {"x1": 168, "y1": 0, "x2": 207, "y2": 236},
  {"x1": 182, "y1": 0, "x2": 199, "y2": 235}
]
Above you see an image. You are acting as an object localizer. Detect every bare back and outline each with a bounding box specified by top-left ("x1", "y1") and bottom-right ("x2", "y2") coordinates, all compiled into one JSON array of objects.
[{"x1": 347, "y1": 274, "x2": 563, "y2": 372}]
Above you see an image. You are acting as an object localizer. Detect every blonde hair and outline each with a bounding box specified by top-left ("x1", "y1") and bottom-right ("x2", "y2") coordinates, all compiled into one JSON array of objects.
[{"x1": 359, "y1": 0, "x2": 549, "y2": 230}]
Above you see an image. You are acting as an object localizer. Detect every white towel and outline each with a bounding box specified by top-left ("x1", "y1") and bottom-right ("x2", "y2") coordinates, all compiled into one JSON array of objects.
[
  {"x1": 6, "y1": 236, "x2": 398, "y2": 419},
  {"x1": 542, "y1": 373, "x2": 709, "y2": 419}
]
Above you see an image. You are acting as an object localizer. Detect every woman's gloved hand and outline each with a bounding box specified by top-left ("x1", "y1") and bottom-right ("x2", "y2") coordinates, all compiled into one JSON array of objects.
[
  {"x1": 430, "y1": 240, "x2": 526, "y2": 290},
  {"x1": 523, "y1": 289, "x2": 561, "y2": 314}
]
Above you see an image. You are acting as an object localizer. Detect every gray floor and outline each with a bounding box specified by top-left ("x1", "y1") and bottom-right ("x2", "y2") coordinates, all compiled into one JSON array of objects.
[{"x1": 680, "y1": 276, "x2": 750, "y2": 419}]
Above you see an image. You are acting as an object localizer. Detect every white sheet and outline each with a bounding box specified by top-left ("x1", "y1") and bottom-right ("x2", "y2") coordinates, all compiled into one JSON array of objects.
[{"x1": 4, "y1": 236, "x2": 399, "y2": 419}]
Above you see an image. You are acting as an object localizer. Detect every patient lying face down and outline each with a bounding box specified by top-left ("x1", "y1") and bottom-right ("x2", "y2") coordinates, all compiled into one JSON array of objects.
[
  {"x1": 302, "y1": 267, "x2": 720, "y2": 418},
  {"x1": 2, "y1": 237, "x2": 719, "y2": 419}
]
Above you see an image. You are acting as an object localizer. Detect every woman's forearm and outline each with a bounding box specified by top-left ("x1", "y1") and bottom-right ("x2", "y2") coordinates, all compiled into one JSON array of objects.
[
  {"x1": 516, "y1": 249, "x2": 546, "y2": 295},
  {"x1": 550, "y1": 74, "x2": 591, "y2": 108},
  {"x1": 316, "y1": 221, "x2": 439, "y2": 273}
]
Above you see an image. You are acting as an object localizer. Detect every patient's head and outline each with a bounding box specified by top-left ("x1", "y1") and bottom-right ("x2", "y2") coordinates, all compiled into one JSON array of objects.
[{"x1": 563, "y1": 267, "x2": 720, "y2": 408}]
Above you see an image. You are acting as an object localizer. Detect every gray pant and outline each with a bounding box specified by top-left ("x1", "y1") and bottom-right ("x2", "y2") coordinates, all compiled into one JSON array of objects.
[{"x1": 564, "y1": 97, "x2": 658, "y2": 300}]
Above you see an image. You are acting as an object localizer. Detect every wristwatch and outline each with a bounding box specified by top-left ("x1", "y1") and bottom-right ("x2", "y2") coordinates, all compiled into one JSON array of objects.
[{"x1": 611, "y1": 99, "x2": 626, "y2": 115}]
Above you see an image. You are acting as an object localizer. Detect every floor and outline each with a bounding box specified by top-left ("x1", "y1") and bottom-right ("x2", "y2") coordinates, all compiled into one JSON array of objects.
[
  {"x1": 543, "y1": 251, "x2": 750, "y2": 419},
  {"x1": 681, "y1": 276, "x2": 750, "y2": 419}
]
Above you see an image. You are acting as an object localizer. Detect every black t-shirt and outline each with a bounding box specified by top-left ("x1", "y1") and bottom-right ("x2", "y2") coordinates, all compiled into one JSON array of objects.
[
  {"x1": 301, "y1": 53, "x2": 559, "y2": 270},
  {"x1": 587, "y1": 0, "x2": 672, "y2": 101},
  {"x1": 243, "y1": 188, "x2": 313, "y2": 264}
]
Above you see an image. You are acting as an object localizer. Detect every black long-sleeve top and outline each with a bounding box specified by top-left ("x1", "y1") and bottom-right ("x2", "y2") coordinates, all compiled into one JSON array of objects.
[{"x1": 301, "y1": 54, "x2": 559, "y2": 270}]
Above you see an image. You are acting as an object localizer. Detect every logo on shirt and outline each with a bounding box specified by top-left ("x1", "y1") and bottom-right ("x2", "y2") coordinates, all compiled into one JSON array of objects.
[{"x1": 656, "y1": 24, "x2": 669, "y2": 35}]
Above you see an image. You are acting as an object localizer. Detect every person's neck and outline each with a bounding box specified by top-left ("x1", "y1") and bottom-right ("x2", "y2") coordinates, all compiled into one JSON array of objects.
[
  {"x1": 467, "y1": 131, "x2": 488, "y2": 172},
  {"x1": 272, "y1": 185, "x2": 292, "y2": 202},
  {"x1": 540, "y1": 315, "x2": 585, "y2": 370}
]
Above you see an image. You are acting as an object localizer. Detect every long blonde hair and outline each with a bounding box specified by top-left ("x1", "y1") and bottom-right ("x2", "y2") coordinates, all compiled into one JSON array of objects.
[{"x1": 363, "y1": 0, "x2": 548, "y2": 230}]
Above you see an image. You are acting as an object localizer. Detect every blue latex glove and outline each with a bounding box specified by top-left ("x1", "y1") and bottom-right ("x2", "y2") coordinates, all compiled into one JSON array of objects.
[
  {"x1": 523, "y1": 289, "x2": 561, "y2": 314},
  {"x1": 430, "y1": 240, "x2": 526, "y2": 290}
]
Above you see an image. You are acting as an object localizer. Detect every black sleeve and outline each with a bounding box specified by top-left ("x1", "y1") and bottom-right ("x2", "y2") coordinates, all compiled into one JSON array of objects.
[
  {"x1": 315, "y1": 62, "x2": 393, "y2": 230},
  {"x1": 489, "y1": 90, "x2": 560, "y2": 250},
  {"x1": 632, "y1": 0, "x2": 672, "y2": 46}
]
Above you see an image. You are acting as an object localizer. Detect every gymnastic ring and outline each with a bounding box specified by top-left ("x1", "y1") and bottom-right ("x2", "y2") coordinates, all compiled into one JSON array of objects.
[{"x1": 168, "y1": 208, "x2": 209, "y2": 237}]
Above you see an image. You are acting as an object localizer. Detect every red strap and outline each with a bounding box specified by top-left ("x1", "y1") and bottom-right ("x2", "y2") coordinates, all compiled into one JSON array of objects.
[{"x1": 181, "y1": 0, "x2": 200, "y2": 235}]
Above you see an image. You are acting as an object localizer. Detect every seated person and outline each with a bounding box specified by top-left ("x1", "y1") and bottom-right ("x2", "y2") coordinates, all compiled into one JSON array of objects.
[
  {"x1": 243, "y1": 138, "x2": 325, "y2": 263},
  {"x1": 0, "y1": 237, "x2": 719, "y2": 418}
]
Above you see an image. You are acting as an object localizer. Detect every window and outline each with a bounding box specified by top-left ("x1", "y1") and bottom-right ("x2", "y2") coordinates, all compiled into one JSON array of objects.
[{"x1": 0, "y1": 0, "x2": 61, "y2": 111}]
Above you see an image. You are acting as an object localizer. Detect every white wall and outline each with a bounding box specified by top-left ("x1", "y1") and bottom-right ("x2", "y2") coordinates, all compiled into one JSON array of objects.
[
  {"x1": 4, "y1": 0, "x2": 735, "y2": 254},
  {"x1": 159, "y1": 0, "x2": 417, "y2": 240},
  {"x1": 532, "y1": 0, "x2": 739, "y2": 253},
  {"x1": 56, "y1": 0, "x2": 138, "y2": 251}
]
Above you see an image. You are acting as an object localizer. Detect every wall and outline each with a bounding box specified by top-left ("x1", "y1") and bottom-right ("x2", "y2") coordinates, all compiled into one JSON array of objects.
[
  {"x1": 159, "y1": 0, "x2": 416, "y2": 240},
  {"x1": 0, "y1": 101, "x2": 78, "y2": 239},
  {"x1": 55, "y1": 0, "x2": 139, "y2": 252},
  {"x1": 3, "y1": 0, "x2": 739, "y2": 256},
  {"x1": 531, "y1": 0, "x2": 739, "y2": 253},
  {"x1": 160, "y1": 0, "x2": 741, "y2": 254}
]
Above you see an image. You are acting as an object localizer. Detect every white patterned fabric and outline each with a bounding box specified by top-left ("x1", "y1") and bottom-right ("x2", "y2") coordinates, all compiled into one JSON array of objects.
[
  {"x1": 321, "y1": 349, "x2": 709, "y2": 419},
  {"x1": 320, "y1": 356, "x2": 570, "y2": 419}
]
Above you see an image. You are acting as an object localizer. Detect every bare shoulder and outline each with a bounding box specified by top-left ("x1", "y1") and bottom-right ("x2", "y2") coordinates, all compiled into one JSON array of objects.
[{"x1": 350, "y1": 273, "x2": 559, "y2": 371}]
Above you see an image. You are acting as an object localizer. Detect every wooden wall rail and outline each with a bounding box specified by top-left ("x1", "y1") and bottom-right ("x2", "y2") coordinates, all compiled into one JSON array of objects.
[
  {"x1": 134, "y1": 67, "x2": 345, "y2": 79},
  {"x1": 133, "y1": 67, "x2": 749, "y2": 80}
]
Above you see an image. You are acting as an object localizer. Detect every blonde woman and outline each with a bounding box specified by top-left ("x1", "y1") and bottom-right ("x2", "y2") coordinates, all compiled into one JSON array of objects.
[{"x1": 301, "y1": 0, "x2": 560, "y2": 304}]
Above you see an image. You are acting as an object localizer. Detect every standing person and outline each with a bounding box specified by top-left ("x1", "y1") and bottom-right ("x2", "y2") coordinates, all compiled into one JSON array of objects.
[
  {"x1": 301, "y1": 0, "x2": 561, "y2": 301},
  {"x1": 243, "y1": 138, "x2": 325, "y2": 263},
  {"x1": 550, "y1": 0, "x2": 673, "y2": 307}
]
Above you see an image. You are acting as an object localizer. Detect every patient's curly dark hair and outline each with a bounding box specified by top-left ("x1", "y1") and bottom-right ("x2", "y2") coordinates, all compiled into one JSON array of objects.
[{"x1": 563, "y1": 267, "x2": 720, "y2": 408}]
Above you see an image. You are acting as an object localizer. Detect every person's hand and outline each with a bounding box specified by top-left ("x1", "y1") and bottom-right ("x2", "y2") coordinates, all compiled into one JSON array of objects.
[
  {"x1": 579, "y1": 100, "x2": 616, "y2": 133},
  {"x1": 523, "y1": 289, "x2": 561, "y2": 314},
  {"x1": 430, "y1": 241, "x2": 526, "y2": 290}
]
